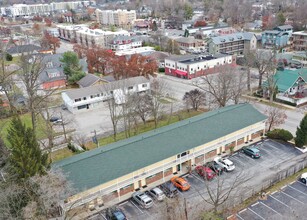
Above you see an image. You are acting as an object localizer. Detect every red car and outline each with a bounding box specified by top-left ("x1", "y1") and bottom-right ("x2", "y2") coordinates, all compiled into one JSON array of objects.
[{"x1": 195, "y1": 165, "x2": 216, "y2": 180}]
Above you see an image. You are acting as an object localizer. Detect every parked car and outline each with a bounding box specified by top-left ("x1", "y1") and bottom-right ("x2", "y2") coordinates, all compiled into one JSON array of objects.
[
  {"x1": 49, "y1": 116, "x2": 60, "y2": 122},
  {"x1": 170, "y1": 176, "x2": 190, "y2": 191},
  {"x1": 300, "y1": 172, "x2": 307, "y2": 185},
  {"x1": 207, "y1": 162, "x2": 224, "y2": 175},
  {"x1": 160, "y1": 182, "x2": 179, "y2": 198},
  {"x1": 146, "y1": 187, "x2": 165, "y2": 201},
  {"x1": 214, "y1": 157, "x2": 235, "y2": 172},
  {"x1": 132, "y1": 192, "x2": 153, "y2": 209},
  {"x1": 242, "y1": 146, "x2": 261, "y2": 158},
  {"x1": 195, "y1": 165, "x2": 216, "y2": 180},
  {"x1": 105, "y1": 207, "x2": 127, "y2": 220}
]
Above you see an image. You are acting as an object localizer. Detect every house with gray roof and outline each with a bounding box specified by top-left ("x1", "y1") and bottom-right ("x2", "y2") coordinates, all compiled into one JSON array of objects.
[
  {"x1": 6, "y1": 44, "x2": 42, "y2": 57},
  {"x1": 207, "y1": 32, "x2": 257, "y2": 55},
  {"x1": 54, "y1": 103, "x2": 266, "y2": 211},
  {"x1": 77, "y1": 74, "x2": 106, "y2": 88},
  {"x1": 61, "y1": 76, "x2": 150, "y2": 113}
]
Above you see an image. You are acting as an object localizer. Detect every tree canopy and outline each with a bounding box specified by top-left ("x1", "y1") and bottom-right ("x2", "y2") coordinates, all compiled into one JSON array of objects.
[
  {"x1": 295, "y1": 114, "x2": 307, "y2": 148},
  {"x1": 60, "y1": 51, "x2": 85, "y2": 84}
]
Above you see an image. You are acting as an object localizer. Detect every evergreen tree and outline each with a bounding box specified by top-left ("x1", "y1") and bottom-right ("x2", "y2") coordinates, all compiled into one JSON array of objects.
[
  {"x1": 295, "y1": 115, "x2": 307, "y2": 148},
  {"x1": 7, "y1": 117, "x2": 49, "y2": 179}
]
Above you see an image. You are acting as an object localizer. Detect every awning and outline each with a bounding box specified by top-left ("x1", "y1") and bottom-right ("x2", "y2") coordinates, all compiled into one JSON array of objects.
[{"x1": 175, "y1": 70, "x2": 188, "y2": 76}]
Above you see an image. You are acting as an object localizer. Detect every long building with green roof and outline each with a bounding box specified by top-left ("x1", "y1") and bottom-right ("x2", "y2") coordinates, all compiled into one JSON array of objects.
[{"x1": 55, "y1": 103, "x2": 266, "y2": 210}]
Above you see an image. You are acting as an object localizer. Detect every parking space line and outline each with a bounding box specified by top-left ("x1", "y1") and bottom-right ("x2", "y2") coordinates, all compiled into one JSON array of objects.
[
  {"x1": 99, "y1": 213, "x2": 107, "y2": 220},
  {"x1": 130, "y1": 200, "x2": 144, "y2": 213},
  {"x1": 118, "y1": 201, "x2": 128, "y2": 206},
  {"x1": 236, "y1": 214, "x2": 245, "y2": 220},
  {"x1": 269, "y1": 195, "x2": 290, "y2": 208},
  {"x1": 248, "y1": 208, "x2": 265, "y2": 220},
  {"x1": 271, "y1": 191, "x2": 277, "y2": 195},
  {"x1": 281, "y1": 185, "x2": 287, "y2": 190},
  {"x1": 290, "y1": 181, "x2": 296, "y2": 184},
  {"x1": 251, "y1": 201, "x2": 259, "y2": 207},
  {"x1": 191, "y1": 173, "x2": 205, "y2": 183},
  {"x1": 281, "y1": 191, "x2": 304, "y2": 204},
  {"x1": 238, "y1": 208, "x2": 247, "y2": 214},
  {"x1": 297, "y1": 181, "x2": 307, "y2": 187},
  {"x1": 260, "y1": 201, "x2": 282, "y2": 216},
  {"x1": 288, "y1": 185, "x2": 307, "y2": 196}
]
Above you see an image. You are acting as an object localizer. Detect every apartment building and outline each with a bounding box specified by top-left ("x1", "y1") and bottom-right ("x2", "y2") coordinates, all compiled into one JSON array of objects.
[
  {"x1": 109, "y1": 35, "x2": 142, "y2": 51},
  {"x1": 291, "y1": 31, "x2": 307, "y2": 51},
  {"x1": 58, "y1": 25, "x2": 129, "y2": 48},
  {"x1": 96, "y1": 9, "x2": 136, "y2": 26},
  {"x1": 164, "y1": 53, "x2": 236, "y2": 79},
  {"x1": 262, "y1": 25, "x2": 293, "y2": 49},
  {"x1": 54, "y1": 103, "x2": 266, "y2": 211},
  {"x1": 61, "y1": 76, "x2": 150, "y2": 113},
  {"x1": 208, "y1": 32, "x2": 257, "y2": 55},
  {"x1": 1, "y1": 1, "x2": 94, "y2": 17}
]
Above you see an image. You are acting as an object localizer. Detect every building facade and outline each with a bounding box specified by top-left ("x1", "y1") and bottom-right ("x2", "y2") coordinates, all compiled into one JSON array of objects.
[
  {"x1": 109, "y1": 35, "x2": 142, "y2": 51},
  {"x1": 57, "y1": 25, "x2": 129, "y2": 48},
  {"x1": 96, "y1": 9, "x2": 136, "y2": 26},
  {"x1": 55, "y1": 103, "x2": 266, "y2": 212},
  {"x1": 1, "y1": 1, "x2": 95, "y2": 17},
  {"x1": 61, "y1": 76, "x2": 150, "y2": 113},
  {"x1": 164, "y1": 53, "x2": 236, "y2": 79},
  {"x1": 208, "y1": 32, "x2": 257, "y2": 55},
  {"x1": 291, "y1": 31, "x2": 307, "y2": 51}
]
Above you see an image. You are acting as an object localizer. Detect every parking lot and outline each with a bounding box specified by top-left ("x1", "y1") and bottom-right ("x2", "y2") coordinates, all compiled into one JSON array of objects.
[
  {"x1": 91, "y1": 140, "x2": 304, "y2": 220},
  {"x1": 235, "y1": 180, "x2": 307, "y2": 220}
]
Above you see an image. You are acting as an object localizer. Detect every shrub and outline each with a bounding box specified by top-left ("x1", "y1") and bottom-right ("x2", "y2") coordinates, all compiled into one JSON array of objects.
[
  {"x1": 5, "y1": 53, "x2": 13, "y2": 61},
  {"x1": 67, "y1": 141, "x2": 77, "y2": 152},
  {"x1": 266, "y1": 129, "x2": 293, "y2": 142},
  {"x1": 158, "y1": 67, "x2": 165, "y2": 73}
]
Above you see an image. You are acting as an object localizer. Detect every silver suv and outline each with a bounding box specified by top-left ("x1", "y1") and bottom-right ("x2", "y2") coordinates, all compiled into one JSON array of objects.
[
  {"x1": 132, "y1": 192, "x2": 153, "y2": 209},
  {"x1": 146, "y1": 187, "x2": 165, "y2": 201}
]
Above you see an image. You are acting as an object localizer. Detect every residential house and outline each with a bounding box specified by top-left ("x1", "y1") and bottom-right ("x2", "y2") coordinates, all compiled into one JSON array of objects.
[
  {"x1": 208, "y1": 32, "x2": 257, "y2": 55},
  {"x1": 261, "y1": 25, "x2": 292, "y2": 49},
  {"x1": 262, "y1": 69, "x2": 307, "y2": 106},
  {"x1": 291, "y1": 31, "x2": 307, "y2": 51},
  {"x1": 174, "y1": 37, "x2": 205, "y2": 51},
  {"x1": 164, "y1": 53, "x2": 236, "y2": 79},
  {"x1": 54, "y1": 103, "x2": 266, "y2": 212},
  {"x1": 6, "y1": 44, "x2": 42, "y2": 56},
  {"x1": 147, "y1": 51, "x2": 169, "y2": 68},
  {"x1": 61, "y1": 76, "x2": 150, "y2": 113},
  {"x1": 39, "y1": 54, "x2": 67, "y2": 90},
  {"x1": 77, "y1": 74, "x2": 105, "y2": 88}
]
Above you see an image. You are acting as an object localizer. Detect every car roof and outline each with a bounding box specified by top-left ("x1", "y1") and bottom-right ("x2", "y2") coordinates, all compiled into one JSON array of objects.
[
  {"x1": 152, "y1": 187, "x2": 163, "y2": 194},
  {"x1": 301, "y1": 172, "x2": 307, "y2": 178}
]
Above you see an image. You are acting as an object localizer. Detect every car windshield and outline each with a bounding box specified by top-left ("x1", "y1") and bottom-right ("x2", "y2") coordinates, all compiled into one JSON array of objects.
[
  {"x1": 145, "y1": 200, "x2": 152, "y2": 204},
  {"x1": 182, "y1": 183, "x2": 188, "y2": 187},
  {"x1": 114, "y1": 211, "x2": 126, "y2": 220}
]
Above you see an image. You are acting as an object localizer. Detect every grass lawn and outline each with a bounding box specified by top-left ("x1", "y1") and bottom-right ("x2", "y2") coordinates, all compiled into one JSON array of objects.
[
  {"x1": 49, "y1": 147, "x2": 75, "y2": 162},
  {"x1": 4, "y1": 56, "x2": 21, "y2": 65},
  {"x1": 0, "y1": 113, "x2": 48, "y2": 146},
  {"x1": 85, "y1": 109, "x2": 205, "y2": 150}
]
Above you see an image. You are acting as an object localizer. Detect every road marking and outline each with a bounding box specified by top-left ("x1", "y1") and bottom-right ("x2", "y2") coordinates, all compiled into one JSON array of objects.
[
  {"x1": 130, "y1": 200, "x2": 144, "y2": 213},
  {"x1": 191, "y1": 173, "x2": 205, "y2": 183},
  {"x1": 290, "y1": 181, "x2": 296, "y2": 185},
  {"x1": 251, "y1": 202, "x2": 259, "y2": 207},
  {"x1": 269, "y1": 195, "x2": 290, "y2": 208},
  {"x1": 99, "y1": 213, "x2": 107, "y2": 220},
  {"x1": 281, "y1": 185, "x2": 287, "y2": 190},
  {"x1": 271, "y1": 191, "x2": 277, "y2": 195},
  {"x1": 260, "y1": 201, "x2": 282, "y2": 216},
  {"x1": 281, "y1": 191, "x2": 304, "y2": 204},
  {"x1": 296, "y1": 180, "x2": 307, "y2": 187},
  {"x1": 118, "y1": 201, "x2": 128, "y2": 206},
  {"x1": 238, "y1": 208, "x2": 247, "y2": 214},
  {"x1": 288, "y1": 185, "x2": 307, "y2": 196},
  {"x1": 236, "y1": 214, "x2": 245, "y2": 220},
  {"x1": 248, "y1": 208, "x2": 265, "y2": 220},
  {"x1": 226, "y1": 215, "x2": 234, "y2": 219}
]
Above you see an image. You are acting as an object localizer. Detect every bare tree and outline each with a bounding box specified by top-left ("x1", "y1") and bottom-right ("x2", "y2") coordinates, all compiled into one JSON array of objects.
[
  {"x1": 132, "y1": 93, "x2": 152, "y2": 125},
  {"x1": 149, "y1": 78, "x2": 169, "y2": 129},
  {"x1": 183, "y1": 89, "x2": 206, "y2": 111},
  {"x1": 196, "y1": 66, "x2": 244, "y2": 108},
  {"x1": 265, "y1": 106, "x2": 287, "y2": 131}
]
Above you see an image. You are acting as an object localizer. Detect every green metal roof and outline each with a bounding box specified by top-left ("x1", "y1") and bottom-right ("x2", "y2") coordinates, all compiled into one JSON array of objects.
[
  {"x1": 53, "y1": 104, "x2": 266, "y2": 192},
  {"x1": 262, "y1": 69, "x2": 307, "y2": 93}
]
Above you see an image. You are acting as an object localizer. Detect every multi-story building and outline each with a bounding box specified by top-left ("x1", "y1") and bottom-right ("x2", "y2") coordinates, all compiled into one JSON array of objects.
[
  {"x1": 96, "y1": 9, "x2": 136, "y2": 26},
  {"x1": 174, "y1": 37, "x2": 205, "y2": 51},
  {"x1": 1, "y1": 1, "x2": 95, "y2": 17},
  {"x1": 164, "y1": 53, "x2": 236, "y2": 79},
  {"x1": 261, "y1": 25, "x2": 293, "y2": 49},
  {"x1": 208, "y1": 32, "x2": 257, "y2": 55},
  {"x1": 55, "y1": 103, "x2": 266, "y2": 212},
  {"x1": 61, "y1": 76, "x2": 150, "y2": 113},
  {"x1": 109, "y1": 35, "x2": 142, "y2": 51},
  {"x1": 57, "y1": 25, "x2": 129, "y2": 48},
  {"x1": 291, "y1": 31, "x2": 307, "y2": 51}
]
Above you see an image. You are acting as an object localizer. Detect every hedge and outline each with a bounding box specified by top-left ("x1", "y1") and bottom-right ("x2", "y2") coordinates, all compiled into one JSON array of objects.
[{"x1": 266, "y1": 129, "x2": 293, "y2": 142}]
